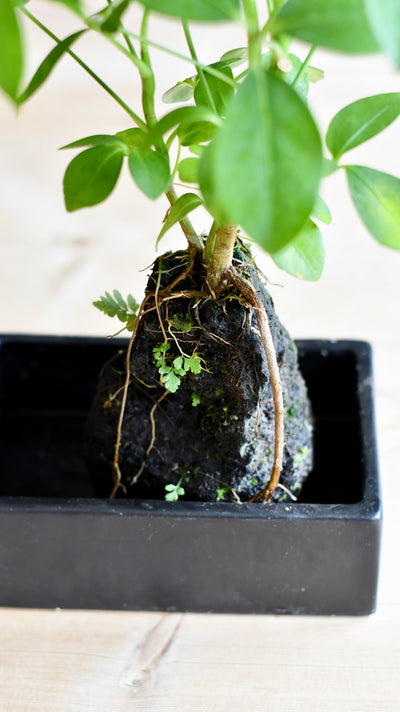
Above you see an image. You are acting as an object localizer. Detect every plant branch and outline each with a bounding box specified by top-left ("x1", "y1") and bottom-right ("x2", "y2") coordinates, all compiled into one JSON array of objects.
[
  {"x1": 291, "y1": 45, "x2": 317, "y2": 88},
  {"x1": 227, "y1": 266, "x2": 284, "y2": 502},
  {"x1": 206, "y1": 224, "x2": 238, "y2": 296},
  {"x1": 20, "y1": 8, "x2": 147, "y2": 130},
  {"x1": 165, "y1": 187, "x2": 203, "y2": 250},
  {"x1": 124, "y1": 30, "x2": 236, "y2": 88},
  {"x1": 182, "y1": 20, "x2": 217, "y2": 114}
]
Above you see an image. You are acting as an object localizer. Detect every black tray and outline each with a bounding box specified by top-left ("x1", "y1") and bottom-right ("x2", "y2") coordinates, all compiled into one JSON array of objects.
[{"x1": 0, "y1": 335, "x2": 382, "y2": 614}]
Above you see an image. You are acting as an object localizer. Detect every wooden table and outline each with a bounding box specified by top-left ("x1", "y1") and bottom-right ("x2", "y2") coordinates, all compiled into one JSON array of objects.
[{"x1": 0, "y1": 8, "x2": 399, "y2": 709}]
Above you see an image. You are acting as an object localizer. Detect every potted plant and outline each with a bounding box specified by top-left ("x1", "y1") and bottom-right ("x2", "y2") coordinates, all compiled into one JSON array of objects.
[{"x1": 0, "y1": 0, "x2": 397, "y2": 614}]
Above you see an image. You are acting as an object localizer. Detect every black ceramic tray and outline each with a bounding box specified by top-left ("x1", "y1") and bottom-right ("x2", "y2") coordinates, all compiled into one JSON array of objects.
[{"x1": 0, "y1": 335, "x2": 381, "y2": 614}]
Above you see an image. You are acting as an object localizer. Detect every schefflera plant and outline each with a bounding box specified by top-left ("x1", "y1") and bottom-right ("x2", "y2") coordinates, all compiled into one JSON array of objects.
[{"x1": 2, "y1": 0, "x2": 400, "y2": 501}]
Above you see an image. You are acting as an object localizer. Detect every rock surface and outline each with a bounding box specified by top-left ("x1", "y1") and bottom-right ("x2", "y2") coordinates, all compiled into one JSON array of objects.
[{"x1": 86, "y1": 248, "x2": 313, "y2": 502}]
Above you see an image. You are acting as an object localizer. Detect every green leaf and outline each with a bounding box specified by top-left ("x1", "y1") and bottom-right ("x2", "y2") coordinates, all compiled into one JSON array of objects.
[
  {"x1": 162, "y1": 369, "x2": 181, "y2": 393},
  {"x1": 262, "y1": 52, "x2": 309, "y2": 101},
  {"x1": 366, "y1": 0, "x2": 400, "y2": 67},
  {"x1": 178, "y1": 121, "x2": 218, "y2": 146},
  {"x1": 0, "y1": 0, "x2": 23, "y2": 101},
  {"x1": 93, "y1": 290, "x2": 138, "y2": 328},
  {"x1": 61, "y1": 134, "x2": 126, "y2": 150},
  {"x1": 185, "y1": 355, "x2": 202, "y2": 374},
  {"x1": 306, "y1": 66, "x2": 325, "y2": 83},
  {"x1": 128, "y1": 148, "x2": 170, "y2": 199},
  {"x1": 220, "y1": 47, "x2": 247, "y2": 65},
  {"x1": 17, "y1": 31, "x2": 85, "y2": 105},
  {"x1": 99, "y1": 0, "x2": 129, "y2": 32},
  {"x1": 194, "y1": 65, "x2": 235, "y2": 116},
  {"x1": 311, "y1": 195, "x2": 331, "y2": 224},
  {"x1": 156, "y1": 193, "x2": 203, "y2": 246},
  {"x1": 326, "y1": 93, "x2": 400, "y2": 161},
  {"x1": 152, "y1": 106, "x2": 221, "y2": 143},
  {"x1": 63, "y1": 145, "x2": 124, "y2": 211},
  {"x1": 272, "y1": 220, "x2": 325, "y2": 281},
  {"x1": 115, "y1": 128, "x2": 149, "y2": 150},
  {"x1": 199, "y1": 69, "x2": 322, "y2": 253},
  {"x1": 346, "y1": 165, "x2": 400, "y2": 249},
  {"x1": 136, "y1": 0, "x2": 239, "y2": 22},
  {"x1": 169, "y1": 313, "x2": 193, "y2": 332},
  {"x1": 162, "y1": 79, "x2": 195, "y2": 105},
  {"x1": 274, "y1": 0, "x2": 379, "y2": 54},
  {"x1": 178, "y1": 157, "x2": 199, "y2": 183},
  {"x1": 51, "y1": 0, "x2": 82, "y2": 12}
]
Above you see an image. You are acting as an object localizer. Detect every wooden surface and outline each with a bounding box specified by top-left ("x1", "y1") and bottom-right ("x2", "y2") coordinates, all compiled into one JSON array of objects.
[{"x1": 1, "y1": 6, "x2": 400, "y2": 710}]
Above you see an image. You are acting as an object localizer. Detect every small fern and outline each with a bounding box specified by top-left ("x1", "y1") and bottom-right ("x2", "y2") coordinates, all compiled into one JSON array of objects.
[
  {"x1": 153, "y1": 342, "x2": 203, "y2": 393},
  {"x1": 164, "y1": 480, "x2": 185, "y2": 502},
  {"x1": 93, "y1": 290, "x2": 139, "y2": 331}
]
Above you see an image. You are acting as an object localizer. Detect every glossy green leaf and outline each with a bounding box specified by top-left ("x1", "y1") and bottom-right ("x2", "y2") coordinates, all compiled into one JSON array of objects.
[
  {"x1": 17, "y1": 31, "x2": 85, "y2": 105},
  {"x1": 306, "y1": 66, "x2": 325, "y2": 83},
  {"x1": 346, "y1": 165, "x2": 400, "y2": 249},
  {"x1": 178, "y1": 157, "x2": 199, "y2": 183},
  {"x1": 162, "y1": 80, "x2": 195, "y2": 105},
  {"x1": 63, "y1": 145, "x2": 124, "y2": 211},
  {"x1": 272, "y1": 220, "x2": 325, "y2": 281},
  {"x1": 199, "y1": 69, "x2": 322, "y2": 253},
  {"x1": 274, "y1": 0, "x2": 379, "y2": 54},
  {"x1": 115, "y1": 128, "x2": 149, "y2": 150},
  {"x1": 151, "y1": 106, "x2": 221, "y2": 143},
  {"x1": 220, "y1": 47, "x2": 247, "y2": 65},
  {"x1": 128, "y1": 148, "x2": 170, "y2": 199},
  {"x1": 311, "y1": 195, "x2": 331, "y2": 224},
  {"x1": 326, "y1": 93, "x2": 400, "y2": 161},
  {"x1": 61, "y1": 134, "x2": 126, "y2": 150},
  {"x1": 136, "y1": 0, "x2": 239, "y2": 22},
  {"x1": 0, "y1": 0, "x2": 23, "y2": 101},
  {"x1": 156, "y1": 192, "x2": 203, "y2": 246},
  {"x1": 194, "y1": 65, "x2": 234, "y2": 115},
  {"x1": 262, "y1": 52, "x2": 309, "y2": 101},
  {"x1": 366, "y1": 0, "x2": 400, "y2": 67},
  {"x1": 178, "y1": 120, "x2": 218, "y2": 146}
]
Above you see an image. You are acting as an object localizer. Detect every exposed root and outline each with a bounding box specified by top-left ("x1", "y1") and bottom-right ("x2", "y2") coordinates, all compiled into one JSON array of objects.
[
  {"x1": 110, "y1": 299, "x2": 147, "y2": 499},
  {"x1": 226, "y1": 266, "x2": 284, "y2": 503},
  {"x1": 129, "y1": 392, "x2": 167, "y2": 487}
]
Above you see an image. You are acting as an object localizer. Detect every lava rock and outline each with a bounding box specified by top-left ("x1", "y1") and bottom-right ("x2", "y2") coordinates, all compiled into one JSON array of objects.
[{"x1": 86, "y1": 248, "x2": 313, "y2": 502}]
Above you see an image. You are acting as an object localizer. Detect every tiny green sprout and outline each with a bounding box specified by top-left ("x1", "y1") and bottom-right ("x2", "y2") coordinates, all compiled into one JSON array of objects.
[
  {"x1": 216, "y1": 487, "x2": 229, "y2": 502},
  {"x1": 251, "y1": 477, "x2": 258, "y2": 486},
  {"x1": 153, "y1": 342, "x2": 204, "y2": 393},
  {"x1": 169, "y1": 313, "x2": 193, "y2": 333},
  {"x1": 191, "y1": 392, "x2": 201, "y2": 407},
  {"x1": 164, "y1": 480, "x2": 185, "y2": 502},
  {"x1": 294, "y1": 446, "x2": 310, "y2": 465}
]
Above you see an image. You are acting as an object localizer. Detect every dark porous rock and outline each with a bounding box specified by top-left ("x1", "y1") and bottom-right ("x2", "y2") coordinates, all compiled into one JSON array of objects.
[{"x1": 85, "y1": 248, "x2": 313, "y2": 502}]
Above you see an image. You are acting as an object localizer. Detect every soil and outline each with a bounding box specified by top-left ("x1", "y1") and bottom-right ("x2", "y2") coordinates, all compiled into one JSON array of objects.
[{"x1": 85, "y1": 247, "x2": 313, "y2": 502}]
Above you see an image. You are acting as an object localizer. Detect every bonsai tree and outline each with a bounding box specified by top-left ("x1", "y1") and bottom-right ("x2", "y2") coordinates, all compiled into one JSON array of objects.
[{"x1": 2, "y1": 0, "x2": 399, "y2": 503}]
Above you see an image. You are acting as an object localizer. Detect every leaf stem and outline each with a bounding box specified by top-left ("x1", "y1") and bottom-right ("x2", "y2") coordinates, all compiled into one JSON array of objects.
[
  {"x1": 291, "y1": 45, "x2": 317, "y2": 88},
  {"x1": 139, "y1": 9, "x2": 157, "y2": 129},
  {"x1": 124, "y1": 30, "x2": 236, "y2": 87},
  {"x1": 242, "y1": 0, "x2": 261, "y2": 69},
  {"x1": 182, "y1": 20, "x2": 217, "y2": 114},
  {"x1": 166, "y1": 187, "x2": 203, "y2": 250},
  {"x1": 20, "y1": 7, "x2": 147, "y2": 130}
]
